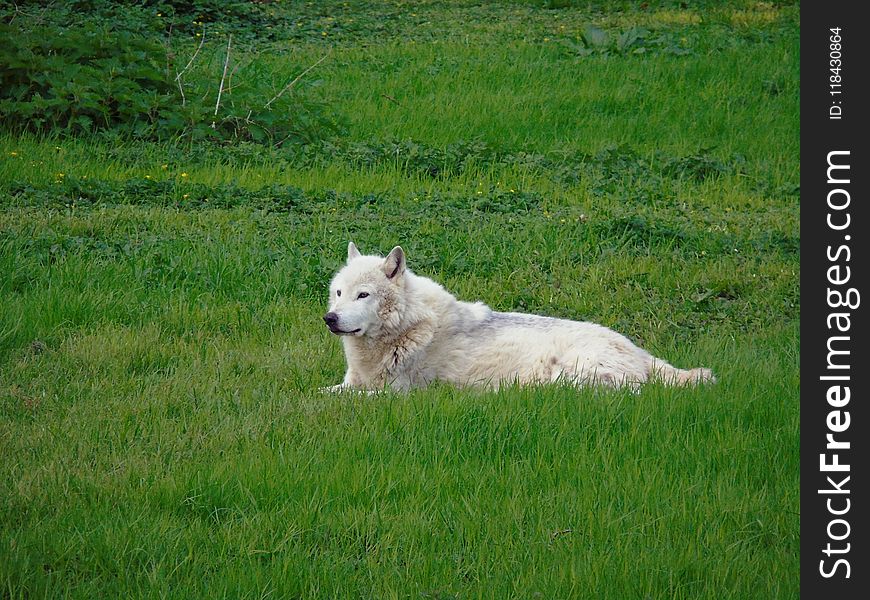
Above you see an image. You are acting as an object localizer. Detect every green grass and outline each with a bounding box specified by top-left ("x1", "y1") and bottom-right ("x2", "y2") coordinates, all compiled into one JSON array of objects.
[{"x1": 1, "y1": 1, "x2": 799, "y2": 598}]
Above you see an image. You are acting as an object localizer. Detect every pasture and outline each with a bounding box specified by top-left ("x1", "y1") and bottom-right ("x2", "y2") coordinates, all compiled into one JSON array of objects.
[{"x1": 1, "y1": 1, "x2": 799, "y2": 597}]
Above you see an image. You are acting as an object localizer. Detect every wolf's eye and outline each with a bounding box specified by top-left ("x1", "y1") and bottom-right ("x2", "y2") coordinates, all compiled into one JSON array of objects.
[
  {"x1": 357, "y1": 292, "x2": 369, "y2": 299},
  {"x1": 336, "y1": 290, "x2": 341, "y2": 297}
]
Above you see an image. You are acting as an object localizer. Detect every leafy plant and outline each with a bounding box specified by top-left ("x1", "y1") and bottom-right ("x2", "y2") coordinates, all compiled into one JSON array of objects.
[
  {"x1": 0, "y1": 10, "x2": 338, "y2": 144},
  {"x1": 561, "y1": 25, "x2": 694, "y2": 57},
  {"x1": 1, "y1": 0, "x2": 283, "y2": 39},
  {"x1": 145, "y1": 0, "x2": 282, "y2": 36}
]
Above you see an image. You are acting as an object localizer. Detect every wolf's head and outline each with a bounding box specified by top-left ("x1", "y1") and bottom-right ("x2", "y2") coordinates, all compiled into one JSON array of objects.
[{"x1": 323, "y1": 242, "x2": 406, "y2": 337}]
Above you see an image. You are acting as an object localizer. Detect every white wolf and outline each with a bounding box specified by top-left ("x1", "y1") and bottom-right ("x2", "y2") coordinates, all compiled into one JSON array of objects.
[{"x1": 323, "y1": 242, "x2": 714, "y2": 391}]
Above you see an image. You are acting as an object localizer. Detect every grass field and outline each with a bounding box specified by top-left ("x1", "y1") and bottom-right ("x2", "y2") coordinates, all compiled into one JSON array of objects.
[{"x1": 0, "y1": 1, "x2": 800, "y2": 597}]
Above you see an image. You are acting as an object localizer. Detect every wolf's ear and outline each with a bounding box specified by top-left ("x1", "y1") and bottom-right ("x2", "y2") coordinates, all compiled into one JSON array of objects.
[
  {"x1": 347, "y1": 241, "x2": 361, "y2": 262},
  {"x1": 382, "y1": 246, "x2": 406, "y2": 280}
]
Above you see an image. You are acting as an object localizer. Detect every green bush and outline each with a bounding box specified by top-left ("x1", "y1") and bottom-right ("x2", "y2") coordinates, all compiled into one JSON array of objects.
[
  {"x1": 0, "y1": 22, "x2": 173, "y2": 137},
  {"x1": 144, "y1": 0, "x2": 282, "y2": 36},
  {"x1": 1, "y1": 0, "x2": 282, "y2": 38},
  {"x1": 0, "y1": 8, "x2": 337, "y2": 144}
]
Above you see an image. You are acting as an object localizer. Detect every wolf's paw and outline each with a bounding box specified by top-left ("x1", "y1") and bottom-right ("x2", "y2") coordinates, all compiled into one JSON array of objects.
[
  {"x1": 688, "y1": 367, "x2": 716, "y2": 384},
  {"x1": 319, "y1": 384, "x2": 380, "y2": 395},
  {"x1": 319, "y1": 384, "x2": 347, "y2": 393}
]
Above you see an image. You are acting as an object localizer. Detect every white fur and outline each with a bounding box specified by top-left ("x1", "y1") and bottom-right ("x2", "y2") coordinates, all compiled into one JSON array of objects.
[{"x1": 323, "y1": 243, "x2": 715, "y2": 391}]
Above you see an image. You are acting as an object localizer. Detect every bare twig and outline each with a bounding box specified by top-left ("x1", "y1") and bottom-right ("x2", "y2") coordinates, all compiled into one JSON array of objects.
[
  {"x1": 214, "y1": 34, "x2": 232, "y2": 117},
  {"x1": 225, "y1": 57, "x2": 251, "y2": 94},
  {"x1": 164, "y1": 23, "x2": 173, "y2": 80},
  {"x1": 176, "y1": 77, "x2": 186, "y2": 107},
  {"x1": 8, "y1": 1, "x2": 53, "y2": 25},
  {"x1": 381, "y1": 93, "x2": 401, "y2": 106},
  {"x1": 226, "y1": 62, "x2": 242, "y2": 93},
  {"x1": 264, "y1": 49, "x2": 332, "y2": 110},
  {"x1": 174, "y1": 25, "x2": 206, "y2": 107},
  {"x1": 273, "y1": 129, "x2": 300, "y2": 148},
  {"x1": 175, "y1": 26, "x2": 206, "y2": 82}
]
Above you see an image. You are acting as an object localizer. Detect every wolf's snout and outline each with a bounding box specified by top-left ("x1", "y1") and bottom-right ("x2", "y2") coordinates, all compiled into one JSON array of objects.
[{"x1": 323, "y1": 312, "x2": 339, "y2": 327}]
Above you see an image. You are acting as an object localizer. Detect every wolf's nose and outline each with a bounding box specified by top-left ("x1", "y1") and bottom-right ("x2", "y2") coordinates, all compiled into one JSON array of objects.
[{"x1": 323, "y1": 312, "x2": 339, "y2": 327}]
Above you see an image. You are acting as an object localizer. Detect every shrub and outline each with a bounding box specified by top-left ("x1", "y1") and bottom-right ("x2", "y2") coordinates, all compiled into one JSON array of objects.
[
  {"x1": 0, "y1": 6, "x2": 337, "y2": 144},
  {"x1": 0, "y1": 22, "x2": 173, "y2": 137},
  {"x1": 1, "y1": 0, "x2": 282, "y2": 38},
  {"x1": 144, "y1": 0, "x2": 281, "y2": 36}
]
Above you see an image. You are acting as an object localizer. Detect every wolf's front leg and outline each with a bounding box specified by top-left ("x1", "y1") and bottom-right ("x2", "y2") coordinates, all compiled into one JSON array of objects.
[{"x1": 320, "y1": 367, "x2": 357, "y2": 393}]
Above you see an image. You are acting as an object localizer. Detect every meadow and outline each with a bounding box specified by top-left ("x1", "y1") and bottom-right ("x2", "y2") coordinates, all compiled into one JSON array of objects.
[{"x1": 0, "y1": 1, "x2": 799, "y2": 597}]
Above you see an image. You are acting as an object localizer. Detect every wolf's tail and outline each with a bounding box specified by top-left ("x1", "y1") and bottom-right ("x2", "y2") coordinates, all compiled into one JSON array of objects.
[{"x1": 649, "y1": 358, "x2": 716, "y2": 386}]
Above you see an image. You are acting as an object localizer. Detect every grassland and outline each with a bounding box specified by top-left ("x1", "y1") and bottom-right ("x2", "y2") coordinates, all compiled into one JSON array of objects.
[{"x1": 1, "y1": 1, "x2": 799, "y2": 598}]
